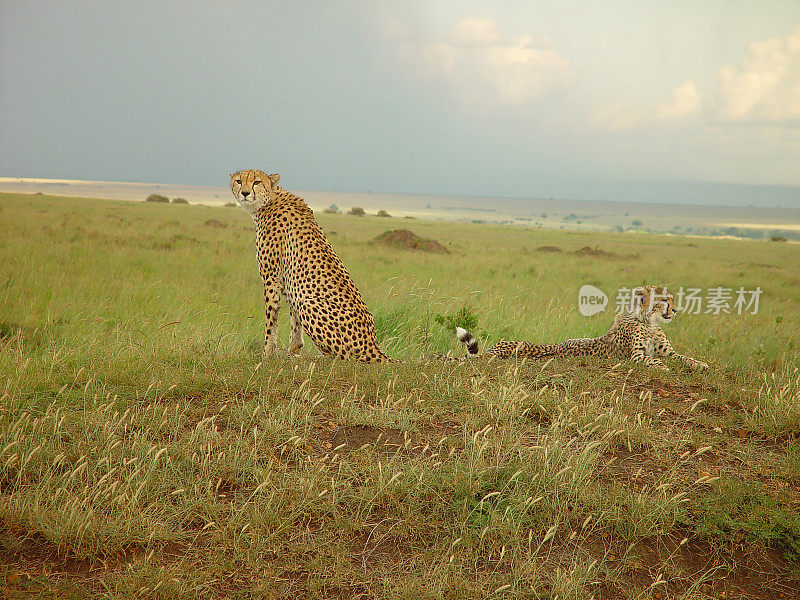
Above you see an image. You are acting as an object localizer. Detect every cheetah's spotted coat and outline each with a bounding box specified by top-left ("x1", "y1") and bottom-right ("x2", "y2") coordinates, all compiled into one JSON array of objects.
[{"x1": 231, "y1": 170, "x2": 389, "y2": 363}]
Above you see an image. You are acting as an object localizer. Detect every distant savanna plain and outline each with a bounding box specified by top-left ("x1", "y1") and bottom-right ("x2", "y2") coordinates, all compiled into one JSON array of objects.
[{"x1": 2, "y1": 177, "x2": 799, "y2": 239}]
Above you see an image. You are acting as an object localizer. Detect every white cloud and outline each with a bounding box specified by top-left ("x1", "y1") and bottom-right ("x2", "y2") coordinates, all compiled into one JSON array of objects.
[
  {"x1": 588, "y1": 80, "x2": 701, "y2": 131},
  {"x1": 589, "y1": 25, "x2": 800, "y2": 130},
  {"x1": 445, "y1": 17, "x2": 501, "y2": 48},
  {"x1": 394, "y1": 18, "x2": 571, "y2": 106},
  {"x1": 714, "y1": 24, "x2": 800, "y2": 123},
  {"x1": 655, "y1": 80, "x2": 701, "y2": 120}
]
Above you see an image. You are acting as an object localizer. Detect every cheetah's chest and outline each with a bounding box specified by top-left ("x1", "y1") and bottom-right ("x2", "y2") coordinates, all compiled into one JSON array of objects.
[{"x1": 616, "y1": 327, "x2": 657, "y2": 357}]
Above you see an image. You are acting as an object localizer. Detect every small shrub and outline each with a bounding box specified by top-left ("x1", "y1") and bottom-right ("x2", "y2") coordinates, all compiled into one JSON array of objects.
[
  {"x1": 348, "y1": 207, "x2": 366, "y2": 217},
  {"x1": 434, "y1": 306, "x2": 478, "y2": 333},
  {"x1": 771, "y1": 236, "x2": 787, "y2": 242},
  {"x1": 224, "y1": 202, "x2": 236, "y2": 208},
  {"x1": 323, "y1": 208, "x2": 338, "y2": 214},
  {"x1": 631, "y1": 219, "x2": 643, "y2": 228},
  {"x1": 377, "y1": 210, "x2": 391, "y2": 217},
  {"x1": 328, "y1": 204, "x2": 339, "y2": 212},
  {"x1": 171, "y1": 197, "x2": 188, "y2": 204},
  {"x1": 145, "y1": 194, "x2": 169, "y2": 203}
]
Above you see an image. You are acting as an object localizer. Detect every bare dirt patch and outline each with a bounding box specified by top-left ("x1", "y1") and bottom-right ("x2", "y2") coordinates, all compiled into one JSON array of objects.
[
  {"x1": 313, "y1": 422, "x2": 415, "y2": 456},
  {"x1": 0, "y1": 322, "x2": 33, "y2": 341},
  {"x1": 310, "y1": 419, "x2": 460, "y2": 459},
  {"x1": 0, "y1": 520, "x2": 142, "y2": 595},
  {"x1": 578, "y1": 529, "x2": 798, "y2": 600}
]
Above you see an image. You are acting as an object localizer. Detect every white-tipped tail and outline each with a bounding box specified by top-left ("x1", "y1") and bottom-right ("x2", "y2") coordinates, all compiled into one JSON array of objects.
[{"x1": 455, "y1": 327, "x2": 479, "y2": 355}]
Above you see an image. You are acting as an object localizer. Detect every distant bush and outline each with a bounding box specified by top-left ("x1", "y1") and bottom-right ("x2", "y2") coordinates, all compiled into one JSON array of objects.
[
  {"x1": 224, "y1": 202, "x2": 236, "y2": 208},
  {"x1": 631, "y1": 220, "x2": 643, "y2": 228},
  {"x1": 348, "y1": 207, "x2": 366, "y2": 217},
  {"x1": 377, "y1": 210, "x2": 391, "y2": 217},
  {"x1": 328, "y1": 204, "x2": 339, "y2": 212},
  {"x1": 171, "y1": 197, "x2": 188, "y2": 204},
  {"x1": 323, "y1": 208, "x2": 338, "y2": 214},
  {"x1": 145, "y1": 194, "x2": 169, "y2": 203},
  {"x1": 769, "y1": 229, "x2": 799, "y2": 241},
  {"x1": 541, "y1": 213, "x2": 547, "y2": 219},
  {"x1": 563, "y1": 213, "x2": 578, "y2": 222},
  {"x1": 771, "y1": 236, "x2": 787, "y2": 242}
]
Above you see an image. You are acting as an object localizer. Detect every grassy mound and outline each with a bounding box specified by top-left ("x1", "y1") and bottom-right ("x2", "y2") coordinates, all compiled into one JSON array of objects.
[{"x1": 372, "y1": 229, "x2": 449, "y2": 253}]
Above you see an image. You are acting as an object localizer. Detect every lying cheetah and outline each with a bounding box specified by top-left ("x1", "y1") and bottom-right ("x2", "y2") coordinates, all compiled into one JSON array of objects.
[
  {"x1": 456, "y1": 285, "x2": 708, "y2": 371},
  {"x1": 231, "y1": 170, "x2": 389, "y2": 363}
]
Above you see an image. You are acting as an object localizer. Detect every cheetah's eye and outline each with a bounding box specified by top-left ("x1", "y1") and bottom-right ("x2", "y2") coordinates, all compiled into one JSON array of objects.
[
  {"x1": 235, "y1": 179, "x2": 241, "y2": 185},
  {"x1": 254, "y1": 180, "x2": 261, "y2": 185}
]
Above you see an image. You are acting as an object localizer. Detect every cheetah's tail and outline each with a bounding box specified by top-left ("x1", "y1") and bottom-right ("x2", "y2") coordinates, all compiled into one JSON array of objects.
[{"x1": 456, "y1": 327, "x2": 479, "y2": 355}]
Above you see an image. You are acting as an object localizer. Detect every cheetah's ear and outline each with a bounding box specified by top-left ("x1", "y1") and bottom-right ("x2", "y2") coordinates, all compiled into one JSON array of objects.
[
  {"x1": 632, "y1": 286, "x2": 647, "y2": 306},
  {"x1": 268, "y1": 173, "x2": 281, "y2": 187}
]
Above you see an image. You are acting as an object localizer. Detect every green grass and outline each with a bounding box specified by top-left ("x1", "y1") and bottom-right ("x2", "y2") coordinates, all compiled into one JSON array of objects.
[{"x1": 0, "y1": 191, "x2": 799, "y2": 599}]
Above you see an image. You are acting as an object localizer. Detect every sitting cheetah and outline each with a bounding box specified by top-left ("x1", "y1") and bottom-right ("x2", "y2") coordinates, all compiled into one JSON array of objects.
[
  {"x1": 231, "y1": 170, "x2": 389, "y2": 363},
  {"x1": 456, "y1": 285, "x2": 708, "y2": 371}
]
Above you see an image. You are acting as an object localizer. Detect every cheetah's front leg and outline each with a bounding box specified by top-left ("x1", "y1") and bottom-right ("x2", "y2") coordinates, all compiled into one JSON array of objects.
[
  {"x1": 630, "y1": 337, "x2": 669, "y2": 370},
  {"x1": 630, "y1": 352, "x2": 669, "y2": 370},
  {"x1": 261, "y1": 278, "x2": 281, "y2": 359},
  {"x1": 653, "y1": 333, "x2": 708, "y2": 371},
  {"x1": 672, "y1": 354, "x2": 709, "y2": 371}
]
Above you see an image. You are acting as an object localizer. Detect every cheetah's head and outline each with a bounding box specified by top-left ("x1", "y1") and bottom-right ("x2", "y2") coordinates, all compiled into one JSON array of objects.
[
  {"x1": 230, "y1": 170, "x2": 281, "y2": 217},
  {"x1": 632, "y1": 285, "x2": 677, "y2": 326}
]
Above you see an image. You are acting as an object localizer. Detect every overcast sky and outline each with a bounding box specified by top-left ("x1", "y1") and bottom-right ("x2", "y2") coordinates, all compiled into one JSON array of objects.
[{"x1": 1, "y1": 1, "x2": 799, "y2": 204}]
